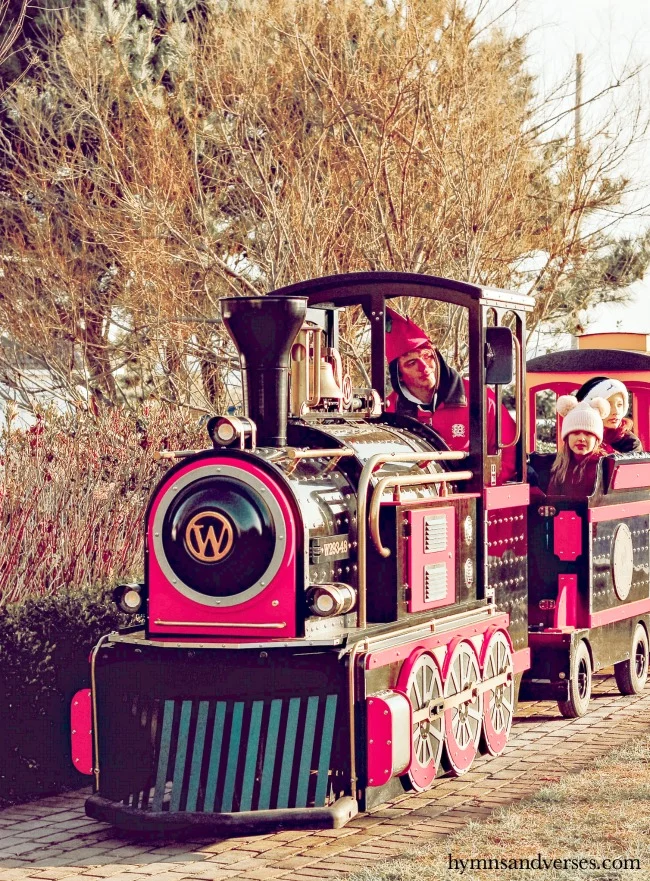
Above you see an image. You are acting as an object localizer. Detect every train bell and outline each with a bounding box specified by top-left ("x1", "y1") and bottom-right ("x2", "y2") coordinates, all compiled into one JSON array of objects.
[{"x1": 319, "y1": 360, "x2": 343, "y2": 400}]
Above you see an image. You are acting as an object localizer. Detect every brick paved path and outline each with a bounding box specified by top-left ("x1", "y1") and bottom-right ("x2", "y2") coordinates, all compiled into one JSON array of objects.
[{"x1": 2, "y1": 673, "x2": 650, "y2": 881}]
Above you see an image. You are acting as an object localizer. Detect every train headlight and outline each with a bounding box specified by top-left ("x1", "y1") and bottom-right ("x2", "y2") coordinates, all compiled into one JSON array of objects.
[
  {"x1": 307, "y1": 583, "x2": 356, "y2": 617},
  {"x1": 215, "y1": 421, "x2": 236, "y2": 443},
  {"x1": 207, "y1": 415, "x2": 257, "y2": 450},
  {"x1": 112, "y1": 582, "x2": 144, "y2": 615}
]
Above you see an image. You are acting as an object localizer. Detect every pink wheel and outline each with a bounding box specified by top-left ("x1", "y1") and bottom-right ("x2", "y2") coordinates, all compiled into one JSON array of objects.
[
  {"x1": 480, "y1": 630, "x2": 514, "y2": 756},
  {"x1": 443, "y1": 640, "x2": 483, "y2": 775},
  {"x1": 397, "y1": 650, "x2": 444, "y2": 791}
]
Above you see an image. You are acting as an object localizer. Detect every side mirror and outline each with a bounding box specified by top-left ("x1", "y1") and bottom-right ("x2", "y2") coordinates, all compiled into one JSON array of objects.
[{"x1": 484, "y1": 327, "x2": 514, "y2": 385}]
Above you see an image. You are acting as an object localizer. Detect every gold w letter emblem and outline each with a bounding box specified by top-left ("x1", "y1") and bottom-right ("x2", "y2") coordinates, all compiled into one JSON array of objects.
[{"x1": 185, "y1": 512, "x2": 234, "y2": 562}]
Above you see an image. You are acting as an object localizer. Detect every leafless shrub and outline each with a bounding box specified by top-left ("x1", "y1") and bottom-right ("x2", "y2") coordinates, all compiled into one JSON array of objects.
[
  {"x1": 0, "y1": 405, "x2": 207, "y2": 605},
  {"x1": 0, "y1": 0, "x2": 27, "y2": 73}
]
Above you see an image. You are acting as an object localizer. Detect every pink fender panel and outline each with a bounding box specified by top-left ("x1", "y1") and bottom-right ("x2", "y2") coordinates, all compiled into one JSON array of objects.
[
  {"x1": 406, "y1": 506, "x2": 455, "y2": 612},
  {"x1": 365, "y1": 613, "x2": 510, "y2": 669},
  {"x1": 70, "y1": 689, "x2": 93, "y2": 776},
  {"x1": 484, "y1": 484, "x2": 530, "y2": 511},
  {"x1": 366, "y1": 692, "x2": 411, "y2": 787},
  {"x1": 589, "y1": 597, "x2": 650, "y2": 629}
]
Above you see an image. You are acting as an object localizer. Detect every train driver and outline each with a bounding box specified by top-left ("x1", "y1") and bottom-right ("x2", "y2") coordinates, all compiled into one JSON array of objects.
[{"x1": 385, "y1": 308, "x2": 517, "y2": 483}]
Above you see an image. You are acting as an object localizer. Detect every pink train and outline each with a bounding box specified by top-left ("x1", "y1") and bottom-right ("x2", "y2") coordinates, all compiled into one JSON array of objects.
[{"x1": 69, "y1": 273, "x2": 650, "y2": 836}]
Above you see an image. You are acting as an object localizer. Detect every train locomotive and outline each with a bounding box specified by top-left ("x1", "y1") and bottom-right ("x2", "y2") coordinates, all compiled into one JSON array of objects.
[{"x1": 70, "y1": 272, "x2": 650, "y2": 836}]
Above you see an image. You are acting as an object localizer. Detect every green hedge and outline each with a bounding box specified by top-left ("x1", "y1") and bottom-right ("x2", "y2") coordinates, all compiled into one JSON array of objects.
[{"x1": 0, "y1": 587, "x2": 125, "y2": 807}]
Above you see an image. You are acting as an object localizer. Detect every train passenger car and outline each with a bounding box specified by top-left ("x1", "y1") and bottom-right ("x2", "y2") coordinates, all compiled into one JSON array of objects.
[
  {"x1": 524, "y1": 339, "x2": 650, "y2": 716},
  {"x1": 71, "y1": 272, "x2": 533, "y2": 836}
]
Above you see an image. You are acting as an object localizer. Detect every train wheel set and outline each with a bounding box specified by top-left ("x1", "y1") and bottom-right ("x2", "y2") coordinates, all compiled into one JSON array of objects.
[
  {"x1": 364, "y1": 620, "x2": 519, "y2": 803},
  {"x1": 70, "y1": 272, "x2": 650, "y2": 836}
]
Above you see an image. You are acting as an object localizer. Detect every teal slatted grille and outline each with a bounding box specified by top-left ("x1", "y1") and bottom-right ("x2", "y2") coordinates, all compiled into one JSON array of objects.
[{"x1": 136, "y1": 694, "x2": 339, "y2": 814}]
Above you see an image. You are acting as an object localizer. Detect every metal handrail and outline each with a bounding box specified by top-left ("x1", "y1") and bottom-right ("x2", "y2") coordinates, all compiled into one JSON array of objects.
[
  {"x1": 369, "y1": 470, "x2": 473, "y2": 558},
  {"x1": 283, "y1": 446, "x2": 355, "y2": 475},
  {"x1": 356, "y1": 450, "x2": 467, "y2": 628},
  {"x1": 285, "y1": 447, "x2": 355, "y2": 460},
  {"x1": 306, "y1": 326, "x2": 322, "y2": 407},
  {"x1": 90, "y1": 633, "x2": 111, "y2": 789},
  {"x1": 499, "y1": 335, "x2": 522, "y2": 449}
]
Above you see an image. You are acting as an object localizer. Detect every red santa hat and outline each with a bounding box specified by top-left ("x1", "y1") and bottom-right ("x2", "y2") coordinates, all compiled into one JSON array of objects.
[{"x1": 385, "y1": 307, "x2": 431, "y2": 363}]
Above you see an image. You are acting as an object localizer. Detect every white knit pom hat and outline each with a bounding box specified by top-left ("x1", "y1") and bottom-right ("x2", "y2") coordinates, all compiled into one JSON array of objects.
[
  {"x1": 556, "y1": 394, "x2": 609, "y2": 442},
  {"x1": 577, "y1": 376, "x2": 629, "y2": 414}
]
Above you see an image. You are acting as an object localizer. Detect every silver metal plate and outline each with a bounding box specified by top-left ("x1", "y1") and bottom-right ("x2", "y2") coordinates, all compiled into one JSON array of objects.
[
  {"x1": 424, "y1": 515, "x2": 447, "y2": 554},
  {"x1": 424, "y1": 563, "x2": 447, "y2": 601}
]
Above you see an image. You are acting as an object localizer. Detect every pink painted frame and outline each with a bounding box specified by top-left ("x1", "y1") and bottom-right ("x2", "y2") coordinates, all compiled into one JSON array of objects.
[
  {"x1": 406, "y1": 506, "x2": 455, "y2": 612},
  {"x1": 147, "y1": 455, "x2": 297, "y2": 640},
  {"x1": 553, "y1": 511, "x2": 583, "y2": 561}
]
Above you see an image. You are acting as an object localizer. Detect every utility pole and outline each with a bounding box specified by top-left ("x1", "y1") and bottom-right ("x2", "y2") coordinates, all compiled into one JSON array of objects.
[
  {"x1": 570, "y1": 52, "x2": 584, "y2": 351},
  {"x1": 575, "y1": 52, "x2": 583, "y2": 152}
]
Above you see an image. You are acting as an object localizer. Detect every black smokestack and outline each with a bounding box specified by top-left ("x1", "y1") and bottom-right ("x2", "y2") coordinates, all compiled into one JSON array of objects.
[{"x1": 221, "y1": 296, "x2": 307, "y2": 447}]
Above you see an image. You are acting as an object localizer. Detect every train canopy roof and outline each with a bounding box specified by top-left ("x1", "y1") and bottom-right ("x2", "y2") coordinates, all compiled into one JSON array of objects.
[
  {"x1": 527, "y1": 349, "x2": 650, "y2": 373},
  {"x1": 273, "y1": 271, "x2": 535, "y2": 312}
]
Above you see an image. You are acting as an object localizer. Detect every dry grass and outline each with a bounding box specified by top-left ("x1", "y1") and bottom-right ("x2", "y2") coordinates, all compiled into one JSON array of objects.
[{"x1": 344, "y1": 735, "x2": 650, "y2": 881}]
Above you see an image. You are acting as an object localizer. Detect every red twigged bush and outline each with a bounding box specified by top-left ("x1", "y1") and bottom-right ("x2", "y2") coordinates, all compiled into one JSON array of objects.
[
  {"x1": 0, "y1": 404, "x2": 208, "y2": 605},
  {"x1": 0, "y1": 405, "x2": 209, "y2": 804}
]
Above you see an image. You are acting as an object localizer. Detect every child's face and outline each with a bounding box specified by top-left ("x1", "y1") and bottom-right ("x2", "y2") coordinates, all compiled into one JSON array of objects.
[
  {"x1": 567, "y1": 431, "x2": 598, "y2": 456},
  {"x1": 605, "y1": 392, "x2": 626, "y2": 429}
]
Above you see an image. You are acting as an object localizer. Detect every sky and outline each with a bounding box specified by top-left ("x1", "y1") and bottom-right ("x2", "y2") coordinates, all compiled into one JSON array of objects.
[{"x1": 495, "y1": 0, "x2": 650, "y2": 336}]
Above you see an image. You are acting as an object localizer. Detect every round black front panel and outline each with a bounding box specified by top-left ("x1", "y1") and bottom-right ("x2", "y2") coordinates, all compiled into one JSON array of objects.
[{"x1": 161, "y1": 476, "x2": 276, "y2": 598}]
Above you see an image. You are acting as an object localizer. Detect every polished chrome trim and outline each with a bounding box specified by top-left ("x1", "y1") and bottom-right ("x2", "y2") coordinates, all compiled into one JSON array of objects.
[
  {"x1": 357, "y1": 451, "x2": 467, "y2": 627},
  {"x1": 285, "y1": 447, "x2": 355, "y2": 461},
  {"x1": 340, "y1": 604, "x2": 496, "y2": 656},
  {"x1": 106, "y1": 631, "x2": 346, "y2": 649},
  {"x1": 90, "y1": 634, "x2": 111, "y2": 790},
  {"x1": 369, "y1": 470, "x2": 473, "y2": 558}
]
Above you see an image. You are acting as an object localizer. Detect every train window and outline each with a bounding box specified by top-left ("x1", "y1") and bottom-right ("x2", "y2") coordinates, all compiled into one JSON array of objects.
[
  {"x1": 535, "y1": 389, "x2": 557, "y2": 452},
  {"x1": 290, "y1": 305, "x2": 376, "y2": 416},
  {"x1": 290, "y1": 294, "x2": 487, "y2": 419},
  {"x1": 337, "y1": 306, "x2": 373, "y2": 391},
  {"x1": 333, "y1": 295, "x2": 471, "y2": 410},
  {"x1": 387, "y1": 296, "x2": 470, "y2": 377}
]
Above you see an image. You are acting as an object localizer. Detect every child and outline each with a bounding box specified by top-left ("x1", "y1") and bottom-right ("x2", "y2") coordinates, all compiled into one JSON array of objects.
[
  {"x1": 547, "y1": 395, "x2": 610, "y2": 498},
  {"x1": 576, "y1": 376, "x2": 642, "y2": 453}
]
